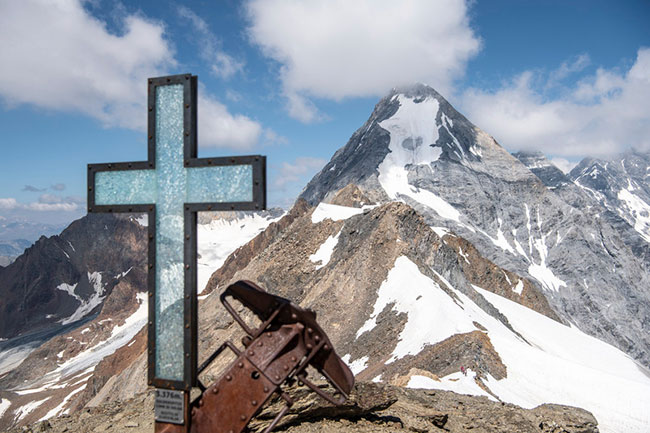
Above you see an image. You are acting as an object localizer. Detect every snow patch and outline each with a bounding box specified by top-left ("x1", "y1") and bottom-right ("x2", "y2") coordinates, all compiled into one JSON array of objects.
[
  {"x1": 458, "y1": 247, "x2": 470, "y2": 264},
  {"x1": 377, "y1": 95, "x2": 462, "y2": 224},
  {"x1": 431, "y1": 226, "x2": 450, "y2": 238},
  {"x1": 59, "y1": 272, "x2": 107, "y2": 325},
  {"x1": 55, "y1": 293, "x2": 148, "y2": 378},
  {"x1": 197, "y1": 212, "x2": 283, "y2": 292},
  {"x1": 408, "y1": 369, "x2": 496, "y2": 401},
  {"x1": 0, "y1": 398, "x2": 10, "y2": 419},
  {"x1": 512, "y1": 280, "x2": 524, "y2": 295},
  {"x1": 311, "y1": 203, "x2": 374, "y2": 223},
  {"x1": 355, "y1": 256, "x2": 477, "y2": 362},
  {"x1": 473, "y1": 286, "x2": 650, "y2": 433},
  {"x1": 134, "y1": 214, "x2": 148, "y2": 227},
  {"x1": 114, "y1": 267, "x2": 132, "y2": 279},
  {"x1": 14, "y1": 397, "x2": 50, "y2": 421},
  {"x1": 617, "y1": 188, "x2": 650, "y2": 242},
  {"x1": 341, "y1": 354, "x2": 369, "y2": 376},
  {"x1": 309, "y1": 229, "x2": 341, "y2": 270},
  {"x1": 39, "y1": 384, "x2": 87, "y2": 421},
  {"x1": 0, "y1": 343, "x2": 39, "y2": 375}
]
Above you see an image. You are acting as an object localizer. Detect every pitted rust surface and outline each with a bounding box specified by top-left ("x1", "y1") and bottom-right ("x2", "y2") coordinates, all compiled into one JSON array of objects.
[{"x1": 190, "y1": 280, "x2": 354, "y2": 433}]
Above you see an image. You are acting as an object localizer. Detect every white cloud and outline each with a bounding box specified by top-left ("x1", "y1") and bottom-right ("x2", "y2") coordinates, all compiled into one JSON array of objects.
[
  {"x1": 460, "y1": 48, "x2": 650, "y2": 158},
  {"x1": 0, "y1": 196, "x2": 81, "y2": 212},
  {"x1": 550, "y1": 157, "x2": 578, "y2": 174},
  {"x1": 198, "y1": 94, "x2": 263, "y2": 149},
  {"x1": 0, "y1": 199, "x2": 19, "y2": 210},
  {"x1": 178, "y1": 6, "x2": 244, "y2": 80},
  {"x1": 245, "y1": 0, "x2": 480, "y2": 122},
  {"x1": 274, "y1": 157, "x2": 326, "y2": 189},
  {"x1": 0, "y1": 0, "x2": 175, "y2": 130},
  {"x1": 0, "y1": 1, "x2": 267, "y2": 150}
]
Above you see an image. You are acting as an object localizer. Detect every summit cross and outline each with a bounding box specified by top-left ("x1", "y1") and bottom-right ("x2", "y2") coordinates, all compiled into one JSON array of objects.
[{"x1": 87, "y1": 74, "x2": 266, "y2": 404}]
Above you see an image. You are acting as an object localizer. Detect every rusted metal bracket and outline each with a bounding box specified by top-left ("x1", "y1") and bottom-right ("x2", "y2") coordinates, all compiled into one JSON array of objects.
[{"x1": 189, "y1": 280, "x2": 354, "y2": 433}]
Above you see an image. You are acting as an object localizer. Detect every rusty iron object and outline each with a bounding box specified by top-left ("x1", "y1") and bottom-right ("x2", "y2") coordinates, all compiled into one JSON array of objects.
[{"x1": 189, "y1": 280, "x2": 354, "y2": 433}]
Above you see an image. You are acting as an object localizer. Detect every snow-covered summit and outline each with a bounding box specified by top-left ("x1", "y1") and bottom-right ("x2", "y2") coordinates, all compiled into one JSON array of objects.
[{"x1": 300, "y1": 84, "x2": 650, "y2": 371}]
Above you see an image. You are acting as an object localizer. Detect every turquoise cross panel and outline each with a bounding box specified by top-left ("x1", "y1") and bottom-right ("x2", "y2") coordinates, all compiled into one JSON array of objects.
[{"x1": 88, "y1": 74, "x2": 266, "y2": 392}]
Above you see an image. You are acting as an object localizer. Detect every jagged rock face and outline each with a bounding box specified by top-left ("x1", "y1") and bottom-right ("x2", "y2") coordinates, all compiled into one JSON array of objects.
[
  {"x1": 569, "y1": 151, "x2": 650, "y2": 245},
  {"x1": 0, "y1": 214, "x2": 147, "y2": 340},
  {"x1": 515, "y1": 151, "x2": 650, "y2": 265},
  {"x1": 0, "y1": 209, "x2": 288, "y2": 429},
  {"x1": 182, "y1": 195, "x2": 640, "y2": 429},
  {"x1": 512, "y1": 151, "x2": 570, "y2": 189},
  {"x1": 299, "y1": 84, "x2": 650, "y2": 368},
  {"x1": 0, "y1": 215, "x2": 147, "y2": 338}
]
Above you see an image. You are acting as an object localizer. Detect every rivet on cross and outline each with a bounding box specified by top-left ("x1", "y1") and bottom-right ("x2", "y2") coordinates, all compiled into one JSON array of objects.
[{"x1": 87, "y1": 74, "x2": 266, "y2": 394}]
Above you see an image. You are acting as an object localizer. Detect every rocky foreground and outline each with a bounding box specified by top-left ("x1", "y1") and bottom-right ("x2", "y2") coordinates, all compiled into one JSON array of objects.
[{"x1": 10, "y1": 382, "x2": 598, "y2": 433}]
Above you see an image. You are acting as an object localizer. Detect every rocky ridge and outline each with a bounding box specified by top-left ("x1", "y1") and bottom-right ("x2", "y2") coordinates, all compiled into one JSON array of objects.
[
  {"x1": 0, "y1": 214, "x2": 147, "y2": 340},
  {"x1": 299, "y1": 84, "x2": 650, "y2": 369},
  {"x1": 7, "y1": 382, "x2": 599, "y2": 433}
]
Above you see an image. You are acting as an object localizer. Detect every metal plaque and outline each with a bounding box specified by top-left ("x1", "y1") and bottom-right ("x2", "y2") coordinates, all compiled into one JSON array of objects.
[{"x1": 155, "y1": 388, "x2": 185, "y2": 424}]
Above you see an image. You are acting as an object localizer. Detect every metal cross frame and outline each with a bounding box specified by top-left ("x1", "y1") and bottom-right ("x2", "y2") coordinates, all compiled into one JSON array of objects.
[{"x1": 87, "y1": 74, "x2": 266, "y2": 395}]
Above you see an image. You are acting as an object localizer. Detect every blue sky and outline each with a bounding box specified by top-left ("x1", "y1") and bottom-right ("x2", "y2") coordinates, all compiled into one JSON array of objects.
[{"x1": 0, "y1": 0, "x2": 648, "y2": 231}]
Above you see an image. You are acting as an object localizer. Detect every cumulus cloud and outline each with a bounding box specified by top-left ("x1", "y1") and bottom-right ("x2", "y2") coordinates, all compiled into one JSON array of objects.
[
  {"x1": 460, "y1": 48, "x2": 650, "y2": 157},
  {"x1": 0, "y1": 0, "x2": 175, "y2": 130},
  {"x1": 245, "y1": 0, "x2": 480, "y2": 122},
  {"x1": 198, "y1": 94, "x2": 263, "y2": 149},
  {"x1": 274, "y1": 157, "x2": 326, "y2": 189},
  {"x1": 178, "y1": 6, "x2": 244, "y2": 79},
  {"x1": 0, "y1": 1, "x2": 268, "y2": 150},
  {"x1": 0, "y1": 195, "x2": 82, "y2": 212}
]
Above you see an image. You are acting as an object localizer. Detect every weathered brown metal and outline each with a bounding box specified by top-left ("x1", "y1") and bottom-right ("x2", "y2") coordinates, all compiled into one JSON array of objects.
[{"x1": 189, "y1": 280, "x2": 354, "y2": 433}]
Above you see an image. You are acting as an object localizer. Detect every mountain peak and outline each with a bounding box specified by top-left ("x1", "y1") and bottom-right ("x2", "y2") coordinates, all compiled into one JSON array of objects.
[{"x1": 389, "y1": 82, "x2": 443, "y2": 100}]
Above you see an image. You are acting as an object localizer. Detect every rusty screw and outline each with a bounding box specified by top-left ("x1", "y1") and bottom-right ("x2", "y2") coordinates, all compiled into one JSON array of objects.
[
  {"x1": 226, "y1": 375, "x2": 232, "y2": 381},
  {"x1": 212, "y1": 387, "x2": 219, "y2": 394},
  {"x1": 238, "y1": 362, "x2": 244, "y2": 368},
  {"x1": 251, "y1": 400, "x2": 258, "y2": 406}
]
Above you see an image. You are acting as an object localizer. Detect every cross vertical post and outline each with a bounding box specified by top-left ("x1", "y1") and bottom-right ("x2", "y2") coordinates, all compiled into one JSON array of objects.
[{"x1": 87, "y1": 74, "x2": 266, "y2": 431}]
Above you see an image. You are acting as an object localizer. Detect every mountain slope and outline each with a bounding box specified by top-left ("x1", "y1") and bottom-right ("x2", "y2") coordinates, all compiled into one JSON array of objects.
[
  {"x1": 198, "y1": 192, "x2": 649, "y2": 433},
  {"x1": 300, "y1": 84, "x2": 650, "y2": 368},
  {"x1": 569, "y1": 151, "x2": 650, "y2": 245},
  {"x1": 0, "y1": 211, "x2": 282, "y2": 429},
  {"x1": 0, "y1": 214, "x2": 147, "y2": 341}
]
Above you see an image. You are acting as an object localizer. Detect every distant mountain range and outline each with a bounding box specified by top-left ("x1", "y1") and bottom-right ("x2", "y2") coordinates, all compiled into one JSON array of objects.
[{"x1": 0, "y1": 220, "x2": 66, "y2": 266}]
